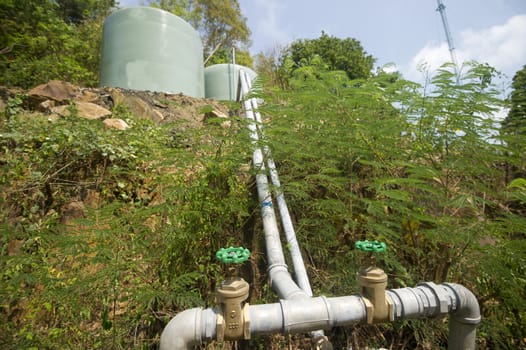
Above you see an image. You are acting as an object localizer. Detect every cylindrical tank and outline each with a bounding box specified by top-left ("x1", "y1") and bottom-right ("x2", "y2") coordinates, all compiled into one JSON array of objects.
[
  {"x1": 204, "y1": 64, "x2": 257, "y2": 101},
  {"x1": 100, "y1": 7, "x2": 204, "y2": 97}
]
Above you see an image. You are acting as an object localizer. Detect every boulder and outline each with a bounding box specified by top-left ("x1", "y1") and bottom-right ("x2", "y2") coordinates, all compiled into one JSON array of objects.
[
  {"x1": 60, "y1": 201, "x2": 86, "y2": 224},
  {"x1": 77, "y1": 90, "x2": 100, "y2": 103},
  {"x1": 52, "y1": 102, "x2": 112, "y2": 120},
  {"x1": 28, "y1": 80, "x2": 79, "y2": 102},
  {"x1": 103, "y1": 118, "x2": 130, "y2": 130},
  {"x1": 204, "y1": 108, "x2": 231, "y2": 128},
  {"x1": 109, "y1": 89, "x2": 164, "y2": 123},
  {"x1": 37, "y1": 99, "x2": 55, "y2": 112}
]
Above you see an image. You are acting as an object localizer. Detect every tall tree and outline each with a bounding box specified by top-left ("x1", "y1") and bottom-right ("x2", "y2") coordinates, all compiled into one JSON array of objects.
[
  {"x1": 194, "y1": 0, "x2": 250, "y2": 59},
  {"x1": 150, "y1": 0, "x2": 200, "y2": 25},
  {"x1": 55, "y1": 0, "x2": 115, "y2": 24},
  {"x1": 503, "y1": 64, "x2": 526, "y2": 135},
  {"x1": 149, "y1": 0, "x2": 251, "y2": 66},
  {"x1": 254, "y1": 45, "x2": 290, "y2": 90},
  {"x1": 0, "y1": 0, "x2": 112, "y2": 87},
  {"x1": 286, "y1": 31, "x2": 375, "y2": 80},
  {"x1": 501, "y1": 64, "x2": 526, "y2": 179}
]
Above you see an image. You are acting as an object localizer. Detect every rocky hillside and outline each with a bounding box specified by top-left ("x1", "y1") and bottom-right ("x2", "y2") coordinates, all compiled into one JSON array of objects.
[
  {"x1": 0, "y1": 80, "x2": 253, "y2": 349},
  {"x1": 1, "y1": 80, "x2": 230, "y2": 130}
]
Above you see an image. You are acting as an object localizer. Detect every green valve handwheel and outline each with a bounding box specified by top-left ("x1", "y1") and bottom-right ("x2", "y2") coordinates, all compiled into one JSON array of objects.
[
  {"x1": 216, "y1": 246, "x2": 250, "y2": 264},
  {"x1": 355, "y1": 240, "x2": 387, "y2": 253}
]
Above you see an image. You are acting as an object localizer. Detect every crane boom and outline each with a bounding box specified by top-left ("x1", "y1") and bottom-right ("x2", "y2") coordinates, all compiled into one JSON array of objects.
[{"x1": 436, "y1": 0, "x2": 460, "y2": 81}]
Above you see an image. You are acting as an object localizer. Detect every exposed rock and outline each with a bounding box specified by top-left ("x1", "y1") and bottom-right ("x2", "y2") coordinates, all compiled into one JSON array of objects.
[
  {"x1": 205, "y1": 109, "x2": 231, "y2": 128},
  {"x1": 28, "y1": 80, "x2": 80, "y2": 102},
  {"x1": 2, "y1": 82, "x2": 231, "y2": 129},
  {"x1": 109, "y1": 89, "x2": 162, "y2": 123},
  {"x1": 37, "y1": 99, "x2": 55, "y2": 112},
  {"x1": 152, "y1": 99, "x2": 168, "y2": 108},
  {"x1": 152, "y1": 109, "x2": 165, "y2": 123},
  {"x1": 103, "y1": 118, "x2": 130, "y2": 130},
  {"x1": 7, "y1": 239, "x2": 24, "y2": 256},
  {"x1": 77, "y1": 90, "x2": 100, "y2": 103},
  {"x1": 206, "y1": 109, "x2": 229, "y2": 119},
  {"x1": 479, "y1": 236, "x2": 497, "y2": 246},
  {"x1": 51, "y1": 102, "x2": 112, "y2": 120},
  {"x1": 60, "y1": 201, "x2": 87, "y2": 224}
]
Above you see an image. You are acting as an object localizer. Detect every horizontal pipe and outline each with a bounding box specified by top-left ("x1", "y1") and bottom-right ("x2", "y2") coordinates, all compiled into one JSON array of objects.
[
  {"x1": 160, "y1": 295, "x2": 366, "y2": 349},
  {"x1": 249, "y1": 295, "x2": 367, "y2": 336},
  {"x1": 161, "y1": 282, "x2": 480, "y2": 350},
  {"x1": 160, "y1": 283, "x2": 479, "y2": 349}
]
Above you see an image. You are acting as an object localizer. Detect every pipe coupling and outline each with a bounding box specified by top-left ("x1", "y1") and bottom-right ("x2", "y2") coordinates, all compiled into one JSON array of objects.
[{"x1": 216, "y1": 277, "x2": 250, "y2": 341}]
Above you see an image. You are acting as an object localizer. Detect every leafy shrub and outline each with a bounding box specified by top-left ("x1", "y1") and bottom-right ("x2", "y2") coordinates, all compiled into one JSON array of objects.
[{"x1": 260, "y1": 61, "x2": 525, "y2": 348}]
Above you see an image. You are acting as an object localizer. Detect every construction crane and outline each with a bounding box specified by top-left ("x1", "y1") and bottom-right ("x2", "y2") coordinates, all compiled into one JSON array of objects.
[{"x1": 436, "y1": 0, "x2": 460, "y2": 82}]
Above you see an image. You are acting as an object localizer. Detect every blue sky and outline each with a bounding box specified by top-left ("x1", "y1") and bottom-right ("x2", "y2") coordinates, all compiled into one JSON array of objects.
[{"x1": 119, "y1": 0, "x2": 526, "y2": 84}]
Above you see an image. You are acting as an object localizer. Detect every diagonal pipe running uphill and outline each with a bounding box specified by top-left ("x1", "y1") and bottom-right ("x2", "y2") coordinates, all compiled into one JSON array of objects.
[{"x1": 159, "y1": 70, "x2": 481, "y2": 350}]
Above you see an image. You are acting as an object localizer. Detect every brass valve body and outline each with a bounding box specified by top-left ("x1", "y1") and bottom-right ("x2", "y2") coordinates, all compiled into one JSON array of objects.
[
  {"x1": 357, "y1": 266, "x2": 393, "y2": 323},
  {"x1": 216, "y1": 277, "x2": 250, "y2": 341}
]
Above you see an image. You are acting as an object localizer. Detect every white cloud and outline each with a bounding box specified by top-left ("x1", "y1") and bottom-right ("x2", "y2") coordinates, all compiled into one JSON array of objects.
[
  {"x1": 461, "y1": 15, "x2": 526, "y2": 72},
  {"x1": 251, "y1": 0, "x2": 291, "y2": 53},
  {"x1": 404, "y1": 14, "x2": 526, "y2": 83}
]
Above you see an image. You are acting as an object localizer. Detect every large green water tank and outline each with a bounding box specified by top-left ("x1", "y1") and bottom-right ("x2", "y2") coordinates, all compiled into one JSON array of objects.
[
  {"x1": 100, "y1": 7, "x2": 204, "y2": 97},
  {"x1": 204, "y1": 64, "x2": 257, "y2": 101}
]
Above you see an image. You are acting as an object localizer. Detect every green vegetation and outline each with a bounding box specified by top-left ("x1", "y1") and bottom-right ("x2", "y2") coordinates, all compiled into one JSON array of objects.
[
  {"x1": 254, "y1": 33, "x2": 375, "y2": 91},
  {"x1": 0, "y1": 0, "x2": 114, "y2": 88},
  {"x1": 256, "y1": 61, "x2": 525, "y2": 348},
  {"x1": 286, "y1": 31, "x2": 375, "y2": 80},
  {"x1": 1, "y1": 60, "x2": 524, "y2": 349},
  {"x1": 0, "y1": 0, "x2": 252, "y2": 89},
  {"x1": 1, "y1": 1, "x2": 525, "y2": 348},
  {"x1": 503, "y1": 63, "x2": 526, "y2": 136},
  {"x1": 0, "y1": 103, "x2": 254, "y2": 348}
]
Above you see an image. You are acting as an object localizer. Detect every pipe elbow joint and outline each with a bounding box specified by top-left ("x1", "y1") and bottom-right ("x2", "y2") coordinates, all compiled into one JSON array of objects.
[
  {"x1": 160, "y1": 308, "x2": 216, "y2": 350},
  {"x1": 444, "y1": 283, "x2": 481, "y2": 325}
]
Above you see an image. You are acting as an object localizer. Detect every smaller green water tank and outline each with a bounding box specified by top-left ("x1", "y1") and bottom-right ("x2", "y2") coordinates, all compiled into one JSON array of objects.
[
  {"x1": 204, "y1": 64, "x2": 257, "y2": 101},
  {"x1": 100, "y1": 7, "x2": 204, "y2": 97}
]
